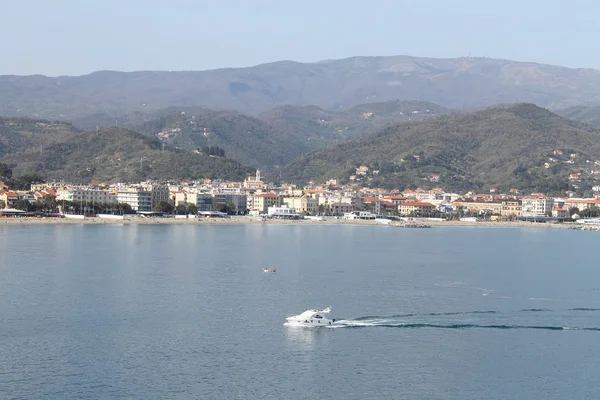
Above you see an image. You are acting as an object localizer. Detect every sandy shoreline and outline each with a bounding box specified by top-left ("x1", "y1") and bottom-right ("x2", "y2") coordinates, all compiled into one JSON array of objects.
[{"x1": 0, "y1": 216, "x2": 577, "y2": 229}]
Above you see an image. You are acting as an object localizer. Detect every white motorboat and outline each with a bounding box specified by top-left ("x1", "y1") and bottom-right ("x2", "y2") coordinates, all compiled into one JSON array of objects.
[
  {"x1": 263, "y1": 268, "x2": 276, "y2": 273},
  {"x1": 284, "y1": 306, "x2": 335, "y2": 327}
]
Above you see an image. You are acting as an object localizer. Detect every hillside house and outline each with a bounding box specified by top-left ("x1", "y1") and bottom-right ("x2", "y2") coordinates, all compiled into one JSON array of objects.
[{"x1": 356, "y1": 165, "x2": 369, "y2": 176}]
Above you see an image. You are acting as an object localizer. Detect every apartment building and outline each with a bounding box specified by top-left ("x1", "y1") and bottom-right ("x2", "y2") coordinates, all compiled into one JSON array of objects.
[
  {"x1": 521, "y1": 196, "x2": 554, "y2": 217},
  {"x1": 251, "y1": 193, "x2": 282, "y2": 213},
  {"x1": 116, "y1": 187, "x2": 152, "y2": 212},
  {"x1": 282, "y1": 196, "x2": 318, "y2": 214},
  {"x1": 56, "y1": 188, "x2": 117, "y2": 204},
  {"x1": 213, "y1": 193, "x2": 248, "y2": 213},
  {"x1": 399, "y1": 201, "x2": 436, "y2": 216},
  {"x1": 500, "y1": 200, "x2": 523, "y2": 218},
  {"x1": 141, "y1": 182, "x2": 170, "y2": 208},
  {"x1": 176, "y1": 192, "x2": 214, "y2": 211}
]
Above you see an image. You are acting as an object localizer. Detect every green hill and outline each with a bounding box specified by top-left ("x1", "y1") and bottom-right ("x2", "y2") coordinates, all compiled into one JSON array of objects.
[
  {"x1": 69, "y1": 100, "x2": 447, "y2": 168},
  {"x1": 129, "y1": 107, "x2": 318, "y2": 167},
  {"x1": 279, "y1": 104, "x2": 600, "y2": 194},
  {"x1": 0, "y1": 118, "x2": 79, "y2": 157},
  {"x1": 0, "y1": 119, "x2": 252, "y2": 183},
  {"x1": 257, "y1": 100, "x2": 448, "y2": 142}
]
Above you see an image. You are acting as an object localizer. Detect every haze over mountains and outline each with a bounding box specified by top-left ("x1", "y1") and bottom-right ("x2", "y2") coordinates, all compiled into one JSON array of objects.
[{"x1": 3, "y1": 55, "x2": 600, "y2": 121}]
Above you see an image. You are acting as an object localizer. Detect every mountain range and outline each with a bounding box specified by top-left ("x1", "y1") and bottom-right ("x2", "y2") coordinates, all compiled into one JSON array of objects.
[
  {"x1": 4, "y1": 55, "x2": 600, "y2": 191},
  {"x1": 3, "y1": 55, "x2": 600, "y2": 121},
  {"x1": 66, "y1": 100, "x2": 447, "y2": 168}
]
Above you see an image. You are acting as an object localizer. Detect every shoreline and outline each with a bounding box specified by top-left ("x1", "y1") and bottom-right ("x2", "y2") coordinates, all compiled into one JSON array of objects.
[{"x1": 0, "y1": 216, "x2": 579, "y2": 229}]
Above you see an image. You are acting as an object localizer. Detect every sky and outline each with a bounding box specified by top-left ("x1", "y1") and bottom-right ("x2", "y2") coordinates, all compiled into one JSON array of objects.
[{"x1": 1, "y1": 0, "x2": 598, "y2": 76}]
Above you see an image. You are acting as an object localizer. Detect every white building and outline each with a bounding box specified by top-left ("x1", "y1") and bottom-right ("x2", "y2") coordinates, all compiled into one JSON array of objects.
[
  {"x1": 343, "y1": 211, "x2": 376, "y2": 220},
  {"x1": 116, "y1": 187, "x2": 152, "y2": 212},
  {"x1": 522, "y1": 196, "x2": 554, "y2": 217},
  {"x1": 267, "y1": 205, "x2": 300, "y2": 219},
  {"x1": 56, "y1": 188, "x2": 117, "y2": 204}
]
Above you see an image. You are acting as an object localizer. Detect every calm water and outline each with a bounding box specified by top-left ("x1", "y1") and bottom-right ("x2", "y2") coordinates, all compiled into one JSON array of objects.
[{"x1": 1, "y1": 224, "x2": 600, "y2": 399}]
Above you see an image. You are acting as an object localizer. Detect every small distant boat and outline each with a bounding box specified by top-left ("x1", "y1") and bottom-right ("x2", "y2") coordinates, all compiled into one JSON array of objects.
[{"x1": 263, "y1": 268, "x2": 276, "y2": 273}]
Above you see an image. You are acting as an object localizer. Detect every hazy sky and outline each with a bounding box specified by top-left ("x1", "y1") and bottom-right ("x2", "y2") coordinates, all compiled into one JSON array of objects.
[{"x1": 2, "y1": 0, "x2": 597, "y2": 76}]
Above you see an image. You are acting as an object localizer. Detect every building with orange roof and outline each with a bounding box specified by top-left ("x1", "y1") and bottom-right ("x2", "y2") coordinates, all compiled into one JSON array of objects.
[
  {"x1": 399, "y1": 201, "x2": 436, "y2": 216},
  {"x1": 1, "y1": 191, "x2": 19, "y2": 208},
  {"x1": 383, "y1": 196, "x2": 407, "y2": 206},
  {"x1": 251, "y1": 193, "x2": 282, "y2": 214}
]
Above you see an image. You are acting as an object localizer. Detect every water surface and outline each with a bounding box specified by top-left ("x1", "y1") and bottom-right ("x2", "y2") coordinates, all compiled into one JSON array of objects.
[{"x1": 1, "y1": 224, "x2": 599, "y2": 399}]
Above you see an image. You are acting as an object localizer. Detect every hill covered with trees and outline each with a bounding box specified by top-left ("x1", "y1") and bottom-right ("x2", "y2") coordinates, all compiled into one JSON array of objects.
[
  {"x1": 257, "y1": 100, "x2": 448, "y2": 142},
  {"x1": 68, "y1": 101, "x2": 447, "y2": 168},
  {"x1": 279, "y1": 104, "x2": 600, "y2": 194},
  {"x1": 0, "y1": 118, "x2": 252, "y2": 183}
]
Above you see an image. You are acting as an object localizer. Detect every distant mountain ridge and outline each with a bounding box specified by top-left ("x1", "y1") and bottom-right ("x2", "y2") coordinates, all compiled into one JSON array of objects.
[
  {"x1": 2, "y1": 55, "x2": 600, "y2": 120},
  {"x1": 557, "y1": 105, "x2": 600, "y2": 127}
]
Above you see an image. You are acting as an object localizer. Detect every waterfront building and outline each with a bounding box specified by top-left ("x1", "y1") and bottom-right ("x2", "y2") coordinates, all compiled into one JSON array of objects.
[
  {"x1": 116, "y1": 187, "x2": 152, "y2": 212},
  {"x1": 56, "y1": 188, "x2": 117, "y2": 204},
  {"x1": 251, "y1": 193, "x2": 282, "y2": 214},
  {"x1": 522, "y1": 196, "x2": 554, "y2": 217},
  {"x1": 176, "y1": 192, "x2": 214, "y2": 211},
  {"x1": 267, "y1": 205, "x2": 301, "y2": 219},
  {"x1": 213, "y1": 193, "x2": 248, "y2": 213},
  {"x1": 399, "y1": 201, "x2": 437, "y2": 216},
  {"x1": 282, "y1": 196, "x2": 318, "y2": 214}
]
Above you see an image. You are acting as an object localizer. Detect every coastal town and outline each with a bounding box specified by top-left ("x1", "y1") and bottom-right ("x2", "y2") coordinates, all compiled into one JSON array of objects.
[{"x1": 2, "y1": 168, "x2": 600, "y2": 224}]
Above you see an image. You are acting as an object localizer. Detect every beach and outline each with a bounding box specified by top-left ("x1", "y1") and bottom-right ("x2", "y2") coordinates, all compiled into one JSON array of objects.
[{"x1": 0, "y1": 215, "x2": 577, "y2": 229}]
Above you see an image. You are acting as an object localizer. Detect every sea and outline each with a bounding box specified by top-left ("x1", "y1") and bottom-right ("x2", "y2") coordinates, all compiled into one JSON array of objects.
[{"x1": 1, "y1": 223, "x2": 600, "y2": 399}]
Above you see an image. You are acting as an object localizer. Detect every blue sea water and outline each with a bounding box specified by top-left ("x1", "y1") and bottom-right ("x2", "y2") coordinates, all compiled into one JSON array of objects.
[{"x1": 1, "y1": 224, "x2": 600, "y2": 399}]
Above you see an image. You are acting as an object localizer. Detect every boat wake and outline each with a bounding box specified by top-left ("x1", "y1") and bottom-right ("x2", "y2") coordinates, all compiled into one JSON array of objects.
[
  {"x1": 330, "y1": 308, "x2": 600, "y2": 331},
  {"x1": 333, "y1": 321, "x2": 600, "y2": 331}
]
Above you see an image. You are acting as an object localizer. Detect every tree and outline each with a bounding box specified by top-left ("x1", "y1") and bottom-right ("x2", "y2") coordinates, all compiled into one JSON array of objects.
[
  {"x1": 175, "y1": 204, "x2": 188, "y2": 215},
  {"x1": 41, "y1": 195, "x2": 58, "y2": 213},
  {"x1": 0, "y1": 200, "x2": 5, "y2": 209},
  {"x1": 154, "y1": 201, "x2": 174, "y2": 214},
  {"x1": 186, "y1": 203, "x2": 198, "y2": 215},
  {"x1": 215, "y1": 202, "x2": 236, "y2": 215},
  {"x1": 0, "y1": 162, "x2": 13, "y2": 180},
  {"x1": 9, "y1": 173, "x2": 45, "y2": 190},
  {"x1": 14, "y1": 199, "x2": 34, "y2": 211}
]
